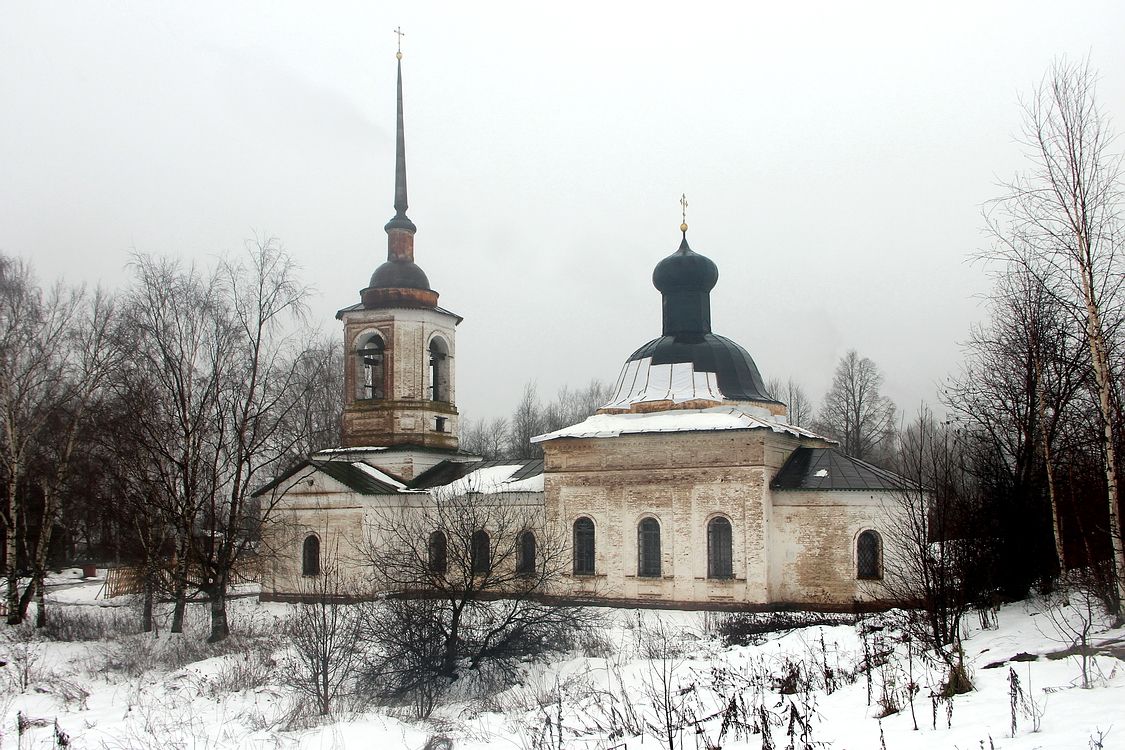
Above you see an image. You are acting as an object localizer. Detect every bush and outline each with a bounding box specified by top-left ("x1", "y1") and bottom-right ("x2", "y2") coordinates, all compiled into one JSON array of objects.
[
  {"x1": 715, "y1": 611, "x2": 855, "y2": 647},
  {"x1": 42, "y1": 605, "x2": 138, "y2": 642}
]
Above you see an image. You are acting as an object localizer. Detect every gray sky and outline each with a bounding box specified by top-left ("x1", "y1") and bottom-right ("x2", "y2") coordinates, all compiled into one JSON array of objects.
[{"x1": 3, "y1": 2, "x2": 1125, "y2": 424}]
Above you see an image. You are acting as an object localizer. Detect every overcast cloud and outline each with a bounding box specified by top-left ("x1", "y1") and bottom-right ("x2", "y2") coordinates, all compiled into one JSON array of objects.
[{"x1": 3, "y1": 1, "x2": 1124, "y2": 423}]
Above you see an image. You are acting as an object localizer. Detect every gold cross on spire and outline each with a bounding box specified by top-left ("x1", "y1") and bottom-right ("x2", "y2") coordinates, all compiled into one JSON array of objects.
[
  {"x1": 680, "y1": 193, "x2": 689, "y2": 234},
  {"x1": 394, "y1": 26, "x2": 405, "y2": 59}
]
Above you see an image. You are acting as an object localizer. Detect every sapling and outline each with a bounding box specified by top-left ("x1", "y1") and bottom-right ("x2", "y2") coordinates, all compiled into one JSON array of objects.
[{"x1": 1008, "y1": 667, "x2": 1023, "y2": 737}]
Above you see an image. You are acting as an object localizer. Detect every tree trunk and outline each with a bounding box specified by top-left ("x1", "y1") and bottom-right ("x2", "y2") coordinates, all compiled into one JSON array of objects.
[
  {"x1": 1034, "y1": 353, "x2": 1066, "y2": 574},
  {"x1": 171, "y1": 584, "x2": 187, "y2": 634},
  {"x1": 142, "y1": 576, "x2": 154, "y2": 633},
  {"x1": 207, "y1": 578, "x2": 229, "y2": 643},
  {"x1": 1081, "y1": 271, "x2": 1125, "y2": 618},
  {"x1": 34, "y1": 573, "x2": 46, "y2": 628},
  {"x1": 170, "y1": 545, "x2": 189, "y2": 634},
  {"x1": 5, "y1": 476, "x2": 21, "y2": 625}
]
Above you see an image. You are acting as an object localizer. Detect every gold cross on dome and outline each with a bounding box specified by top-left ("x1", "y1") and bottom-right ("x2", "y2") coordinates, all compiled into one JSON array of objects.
[
  {"x1": 394, "y1": 26, "x2": 405, "y2": 58},
  {"x1": 680, "y1": 193, "x2": 689, "y2": 233}
]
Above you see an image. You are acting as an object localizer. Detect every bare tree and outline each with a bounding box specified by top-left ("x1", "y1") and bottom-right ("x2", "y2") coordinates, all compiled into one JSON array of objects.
[
  {"x1": 119, "y1": 253, "x2": 230, "y2": 633},
  {"x1": 0, "y1": 257, "x2": 117, "y2": 626},
  {"x1": 946, "y1": 263, "x2": 1087, "y2": 587},
  {"x1": 766, "y1": 376, "x2": 813, "y2": 427},
  {"x1": 508, "y1": 381, "x2": 545, "y2": 459},
  {"x1": 284, "y1": 336, "x2": 344, "y2": 461},
  {"x1": 989, "y1": 57, "x2": 1125, "y2": 616},
  {"x1": 882, "y1": 408, "x2": 986, "y2": 671},
  {"x1": 541, "y1": 379, "x2": 612, "y2": 433},
  {"x1": 23, "y1": 288, "x2": 119, "y2": 627},
  {"x1": 285, "y1": 546, "x2": 364, "y2": 715},
  {"x1": 815, "y1": 350, "x2": 896, "y2": 462},
  {"x1": 120, "y1": 239, "x2": 320, "y2": 641},
  {"x1": 359, "y1": 486, "x2": 588, "y2": 715},
  {"x1": 458, "y1": 416, "x2": 510, "y2": 460}
]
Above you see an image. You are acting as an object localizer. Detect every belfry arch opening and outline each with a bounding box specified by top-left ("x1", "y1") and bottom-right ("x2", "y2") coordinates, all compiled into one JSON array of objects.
[
  {"x1": 429, "y1": 336, "x2": 450, "y2": 403},
  {"x1": 356, "y1": 333, "x2": 387, "y2": 400}
]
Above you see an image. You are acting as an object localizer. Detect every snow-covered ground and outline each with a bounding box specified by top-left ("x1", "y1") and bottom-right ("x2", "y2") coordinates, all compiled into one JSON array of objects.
[{"x1": 1, "y1": 575, "x2": 1122, "y2": 749}]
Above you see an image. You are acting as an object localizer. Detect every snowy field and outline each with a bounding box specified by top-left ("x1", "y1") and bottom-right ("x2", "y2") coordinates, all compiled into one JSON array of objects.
[{"x1": 1, "y1": 573, "x2": 1122, "y2": 749}]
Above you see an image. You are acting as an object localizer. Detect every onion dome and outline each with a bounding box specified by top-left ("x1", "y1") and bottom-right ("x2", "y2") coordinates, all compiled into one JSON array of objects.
[
  {"x1": 368, "y1": 259, "x2": 430, "y2": 290},
  {"x1": 601, "y1": 222, "x2": 779, "y2": 412},
  {"x1": 653, "y1": 234, "x2": 719, "y2": 336}
]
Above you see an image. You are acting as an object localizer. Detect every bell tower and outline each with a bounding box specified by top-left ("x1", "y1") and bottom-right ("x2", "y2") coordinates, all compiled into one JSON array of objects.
[{"x1": 336, "y1": 42, "x2": 461, "y2": 461}]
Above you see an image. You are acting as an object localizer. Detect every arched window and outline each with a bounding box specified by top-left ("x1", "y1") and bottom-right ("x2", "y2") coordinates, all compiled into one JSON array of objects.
[
  {"x1": 301, "y1": 535, "x2": 320, "y2": 576},
  {"x1": 428, "y1": 337, "x2": 450, "y2": 402},
  {"x1": 638, "y1": 517, "x2": 661, "y2": 578},
  {"x1": 857, "y1": 530, "x2": 882, "y2": 580},
  {"x1": 357, "y1": 334, "x2": 386, "y2": 400},
  {"x1": 707, "y1": 516, "x2": 733, "y2": 579},
  {"x1": 428, "y1": 531, "x2": 447, "y2": 575},
  {"x1": 573, "y1": 517, "x2": 595, "y2": 575},
  {"x1": 471, "y1": 530, "x2": 491, "y2": 575},
  {"x1": 517, "y1": 531, "x2": 537, "y2": 576}
]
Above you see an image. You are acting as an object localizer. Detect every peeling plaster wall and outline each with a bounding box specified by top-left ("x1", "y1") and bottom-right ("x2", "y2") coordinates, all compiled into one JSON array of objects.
[{"x1": 768, "y1": 490, "x2": 899, "y2": 604}]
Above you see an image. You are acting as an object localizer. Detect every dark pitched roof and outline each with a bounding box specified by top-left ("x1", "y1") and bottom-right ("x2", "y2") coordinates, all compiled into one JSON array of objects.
[
  {"x1": 771, "y1": 447, "x2": 911, "y2": 491},
  {"x1": 408, "y1": 458, "x2": 544, "y2": 491},
  {"x1": 334, "y1": 301, "x2": 463, "y2": 323},
  {"x1": 312, "y1": 460, "x2": 403, "y2": 494},
  {"x1": 252, "y1": 458, "x2": 403, "y2": 498}
]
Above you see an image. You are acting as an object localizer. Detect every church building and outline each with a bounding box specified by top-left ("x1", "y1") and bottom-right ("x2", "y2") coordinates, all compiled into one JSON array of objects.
[{"x1": 259, "y1": 52, "x2": 908, "y2": 610}]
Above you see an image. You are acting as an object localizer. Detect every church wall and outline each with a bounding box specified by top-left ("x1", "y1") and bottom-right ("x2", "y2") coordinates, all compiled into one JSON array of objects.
[
  {"x1": 262, "y1": 491, "x2": 370, "y2": 599},
  {"x1": 264, "y1": 483, "x2": 547, "y2": 600},
  {"x1": 545, "y1": 430, "x2": 798, "y2": 606},
  {"x1": 768, "y1": 490, "x2": 898, "y2": 605}
]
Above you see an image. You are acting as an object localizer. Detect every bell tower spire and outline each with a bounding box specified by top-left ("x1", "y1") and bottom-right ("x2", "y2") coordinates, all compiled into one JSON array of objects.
[
  {"x1": 384, "y1": 28, "x2": 415, "y2": 237},
  {"x1": 361, "y1": 32, "x2": 437, "y2": 310}
]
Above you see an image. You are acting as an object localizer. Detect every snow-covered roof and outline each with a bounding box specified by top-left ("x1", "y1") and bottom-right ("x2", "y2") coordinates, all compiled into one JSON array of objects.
[
  {"x1": 444, "y1": 463, "x2": 544, "y2": 494},
  {"x1": 410, "y1": 459, "x2": 545, "y2": 494},
  {"x1": 531, "y1": 405, "x2": 830, "y2": 443}
]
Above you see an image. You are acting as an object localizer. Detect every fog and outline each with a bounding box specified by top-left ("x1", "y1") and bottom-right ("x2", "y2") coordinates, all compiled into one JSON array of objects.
[{"x1": 3, "y1": 1, "x2": 1124, "y2": 422}]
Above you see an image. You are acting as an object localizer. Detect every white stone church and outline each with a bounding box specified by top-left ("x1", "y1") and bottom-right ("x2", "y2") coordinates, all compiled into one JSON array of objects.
[{"x1": 259, "y1": 56, "x2": 908, "y2": 611}]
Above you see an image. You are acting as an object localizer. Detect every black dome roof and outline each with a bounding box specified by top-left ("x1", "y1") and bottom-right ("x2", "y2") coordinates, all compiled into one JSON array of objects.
[
  {"x1": 626, "y1": 333, "x2": 774, "y2": 403},
  {"x1": 652, "y1": 236, "x2": 718, "y2": 294},
  {"x1": 368, "y1": 260, "x2": 431, "y2": 291}
]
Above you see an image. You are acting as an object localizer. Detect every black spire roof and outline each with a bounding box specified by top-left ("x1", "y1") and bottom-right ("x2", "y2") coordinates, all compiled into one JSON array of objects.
[{"x1": 383, "y1": 57, "x2": 415, "y2": 235}]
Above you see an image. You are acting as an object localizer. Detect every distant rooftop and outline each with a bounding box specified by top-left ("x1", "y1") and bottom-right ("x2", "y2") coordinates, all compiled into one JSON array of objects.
[{"x1": 771, "y1": 447, "x2": 911, "y2": 492}]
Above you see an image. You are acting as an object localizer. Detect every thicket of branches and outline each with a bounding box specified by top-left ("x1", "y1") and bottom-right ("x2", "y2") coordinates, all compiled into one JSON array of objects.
[{"x1": 358, "y1": 488, "x2": 593, "y2": 717}]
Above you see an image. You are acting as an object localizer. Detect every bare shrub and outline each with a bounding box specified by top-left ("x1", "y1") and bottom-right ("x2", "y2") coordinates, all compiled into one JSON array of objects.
[
  {"x1": 284, "y1": 558, "x2": 364, "y2": 715},
  {"x1": 204, "y1": 646, "x2": 278, "y2": 697},
  {"x1": 42, "y1": 605, "x2": 137, "y2": 642},
  {"x1": 1, "y1": 625, "x2": 44, "y2": 691},
  {"x1": 1036, "y1": 568, "x2": 1113, "y2": 688},
  {"x1": 359, "y1": 487, "x2": 596, "y2": 718},
  {"x1": 714, "y1": 611, "x2": 854, "y2": 648}
]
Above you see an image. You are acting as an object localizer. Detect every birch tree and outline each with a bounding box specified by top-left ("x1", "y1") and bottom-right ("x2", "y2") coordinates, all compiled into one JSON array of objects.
[{"x1": 991, "y1": 58, "x2": 1125, "y2": 616}]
